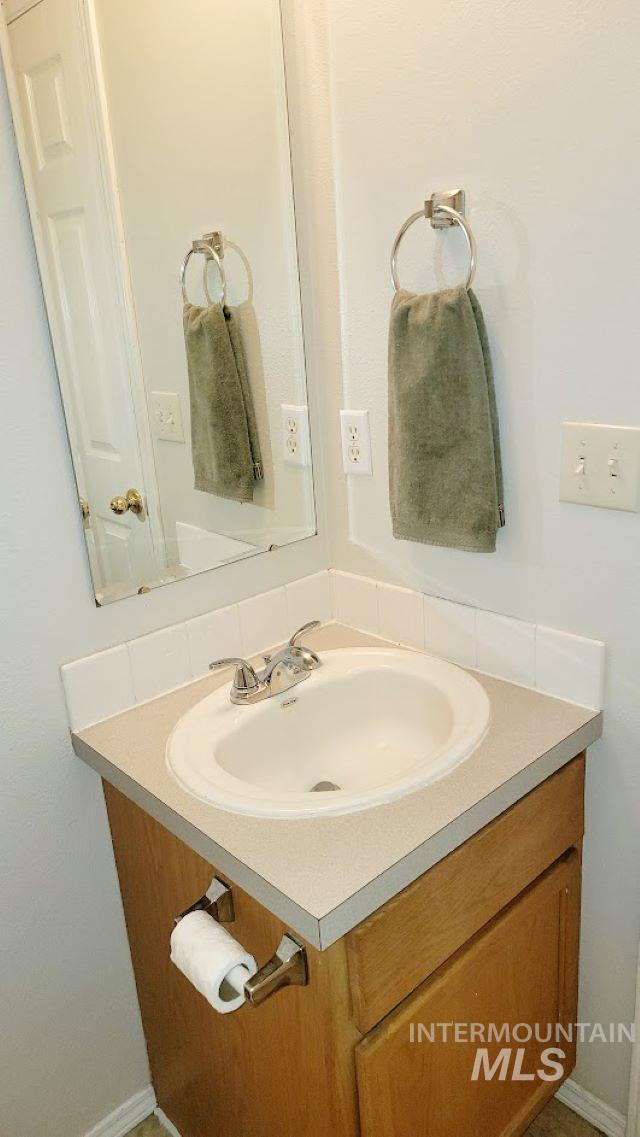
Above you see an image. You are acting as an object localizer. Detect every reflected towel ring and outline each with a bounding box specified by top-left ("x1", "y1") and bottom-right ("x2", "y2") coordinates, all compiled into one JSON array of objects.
[
  {"x1": 180, "y1": 233, "x2": 227, "y2": 307},
  {"x1": 390, "y1": 202, "x2": 477, "y2": 292}
]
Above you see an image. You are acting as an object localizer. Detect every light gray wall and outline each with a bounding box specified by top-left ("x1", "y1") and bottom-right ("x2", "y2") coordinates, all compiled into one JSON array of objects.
[
  {"x1": 321, "y1": 0, "x2": 640, "y2": 1113},
  {"x1": 0, "y1": 35, "x2": 329, "y2": 1135}
]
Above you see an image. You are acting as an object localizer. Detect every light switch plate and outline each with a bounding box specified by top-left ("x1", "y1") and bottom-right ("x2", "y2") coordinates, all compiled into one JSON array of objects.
[
  {"x1": 151, "y1": 391, "x2": 184, "y2": 442},
  {"x1": 282, "y1": 404, "x2": 310, "y2": 466},
  {"x1": 560, "y1": 422, "x2": 640, "y2": 511},
  {"x1": 340, "y1": 409, "x2": 373, "y2": 475}
]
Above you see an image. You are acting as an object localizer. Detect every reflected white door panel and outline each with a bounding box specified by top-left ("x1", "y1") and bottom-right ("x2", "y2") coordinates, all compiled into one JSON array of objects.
[{"x1": 8, "y1": 0, "x2": 157, "y2": 596}]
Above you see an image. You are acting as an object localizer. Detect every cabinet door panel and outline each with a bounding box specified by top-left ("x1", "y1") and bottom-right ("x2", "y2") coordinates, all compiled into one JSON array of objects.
[{"x1": 356, "y1": 852, "x2": 580, "y2": 1137}]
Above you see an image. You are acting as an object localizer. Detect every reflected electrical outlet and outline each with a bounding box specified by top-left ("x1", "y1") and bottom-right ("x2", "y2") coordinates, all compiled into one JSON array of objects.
[
  {"x1": 282, "y1": 404, "x2": 311, "y2": 467},
  {"x1": 151, "y1": 391, "x2": 185, "y2": 443}
]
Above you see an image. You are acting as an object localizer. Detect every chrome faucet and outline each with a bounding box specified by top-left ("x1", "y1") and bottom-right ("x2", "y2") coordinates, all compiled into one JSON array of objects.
[{"x1": 209, "y1": 620, "x2": 322, "y2": 705}]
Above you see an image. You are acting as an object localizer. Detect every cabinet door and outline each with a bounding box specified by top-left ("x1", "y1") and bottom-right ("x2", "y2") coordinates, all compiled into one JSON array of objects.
[{"x1": 356, "y1": 852, "x2": 580, "y2": 1137}]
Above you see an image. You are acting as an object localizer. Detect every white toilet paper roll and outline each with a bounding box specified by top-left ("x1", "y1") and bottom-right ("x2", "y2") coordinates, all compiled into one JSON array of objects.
[{"x1": 170, "y1": 910, "x2": 258, "y2": 1014}]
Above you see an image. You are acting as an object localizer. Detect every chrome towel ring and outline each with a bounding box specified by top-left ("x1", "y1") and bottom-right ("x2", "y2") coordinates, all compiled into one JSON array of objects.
[
  {"x1": 180, "y1": 230, "x2": 227, "y2": 307},
  {"x1": 390, "y1": 189, "x2": 477, "y2": 292}
]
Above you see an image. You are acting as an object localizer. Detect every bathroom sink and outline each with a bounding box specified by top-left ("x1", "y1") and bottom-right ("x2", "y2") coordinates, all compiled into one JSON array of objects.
[{"x1": 166, "y1": 648, "x2": 490, "y2": 818}]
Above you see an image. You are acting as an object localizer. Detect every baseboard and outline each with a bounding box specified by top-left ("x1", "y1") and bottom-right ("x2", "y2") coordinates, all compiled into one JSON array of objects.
[
  {"x1": 155, "y1": 1107, "x2": 182, "y2": 1137},
  {"x1": 83, "y1": 1086, "x2": 156, "y2": 1137},
  {"x1": 556, "y1": 1078, "x2": 626, "y2": 1137}
]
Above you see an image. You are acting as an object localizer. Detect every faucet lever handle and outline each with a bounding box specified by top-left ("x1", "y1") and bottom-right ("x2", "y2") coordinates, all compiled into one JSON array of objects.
[
  {"x1": 209, "y1": 657, "x2": 260, "y2": 692},
  {"x1": 288, "y1": 620, "x2": 321, "y2": 648}
]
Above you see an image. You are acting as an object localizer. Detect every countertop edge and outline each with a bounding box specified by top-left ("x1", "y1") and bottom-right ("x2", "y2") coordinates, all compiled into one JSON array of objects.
[
  {"x1": 316, "y1": 713, "x2": 602, "y2": 948},
  {"x1": 72, "y1": 734, "x2": 325, "y2": 949},
  {"x1": 73, "y1": 709, "x2": 602, "y2": 952}
]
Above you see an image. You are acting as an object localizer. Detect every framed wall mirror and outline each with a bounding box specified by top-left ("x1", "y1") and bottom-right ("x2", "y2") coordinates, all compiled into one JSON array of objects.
[{"x1": 1, "y1": 0, "x2": 316, "y2": 604}]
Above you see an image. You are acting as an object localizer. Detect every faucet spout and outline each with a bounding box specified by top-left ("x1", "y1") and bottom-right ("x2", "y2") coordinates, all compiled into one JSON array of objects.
[
  {"x1": 267, "y1": 659, "x2": 301, "y2": 696},
  {"x1": 209, "y1": 622, "x2": 323, "y2": 705}
]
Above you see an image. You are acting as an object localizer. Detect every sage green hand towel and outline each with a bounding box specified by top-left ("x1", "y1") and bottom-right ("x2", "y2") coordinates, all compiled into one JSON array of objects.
[
  {"x1": 389, "y1": 285, "x2": 505, "y2": 552},
  {"x1": 183, "y1": 303, "x2": 263, "y2": 503}
]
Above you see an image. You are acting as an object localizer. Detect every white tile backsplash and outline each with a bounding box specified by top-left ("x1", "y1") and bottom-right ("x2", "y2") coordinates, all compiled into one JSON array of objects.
[
  {"x1": 333, "y1": 571, "x2": 378, "y2": 632},
  {"x1": 61, "y1": 645, "x2": 134, "y2": 731},
  {"x1": 424, "y1": 597, "x2": 477, "y2": 668},
  {"x1": 377, "y1": 582, "x2": 424, "y2": 648},
  {"x1": 238, "y1": 587, "x2": 289, "y2": 657},
  {"x1": 476, "y1": 610, "x2": 536, "y2": 687},
  {"x1": 61, "y1": 570, "x2": 606, "y2": 732},
  {"x1": 128, "y1": 625, "x2": 191, "y2": 703},
  {"x1": 286, "y1": 572, "x2": 333, "y2": 631},
  {"x1": 186, "y1": 604, "x2": 242, "y2": 679},
  {"x1": 535, "y1": 625, "x2": 605, "y2": 710}
]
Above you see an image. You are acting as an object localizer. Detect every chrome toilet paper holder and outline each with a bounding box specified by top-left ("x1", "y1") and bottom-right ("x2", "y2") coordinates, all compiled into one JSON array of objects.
[
  {"x1": 244, "y1": 933, "x2": 308, "y2": 1006},
  {"x1": 174, "y1": 877, "x2": 308, "y2": 1006},
  {"x1": 174, "y1": 875, "x2": 236, "y2": 925}
]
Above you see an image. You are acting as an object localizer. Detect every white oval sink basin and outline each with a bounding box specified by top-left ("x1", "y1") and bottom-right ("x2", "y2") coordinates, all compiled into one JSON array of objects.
[{"x1": 166, "y1": 648, "x2": 490, "y2": 818}]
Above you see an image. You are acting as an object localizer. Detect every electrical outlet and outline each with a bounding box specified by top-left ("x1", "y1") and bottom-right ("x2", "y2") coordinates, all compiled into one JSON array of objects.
[
  {"x1": 560, "y1": 422, "x2": 640, "y2": 511},
  {"x1": 281, "y1": 404, "x2": 310, "y2": 467},
  {"x1": 340, "y1": 409, "x2": 372, "y2": 475},
  {"x1": 150, "y1": 391, "x2": 184, "y2": 442}
]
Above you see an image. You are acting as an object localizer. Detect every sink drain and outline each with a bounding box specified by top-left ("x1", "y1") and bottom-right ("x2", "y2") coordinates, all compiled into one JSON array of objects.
[{"x1": 310, "y1": 780, "x2": 341, "y2": 792}]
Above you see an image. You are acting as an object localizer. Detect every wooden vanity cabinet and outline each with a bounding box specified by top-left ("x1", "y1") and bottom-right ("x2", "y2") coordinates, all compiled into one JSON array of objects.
[{"x1": 103, "y1": 754, "x2": 585, "y2": 1137}]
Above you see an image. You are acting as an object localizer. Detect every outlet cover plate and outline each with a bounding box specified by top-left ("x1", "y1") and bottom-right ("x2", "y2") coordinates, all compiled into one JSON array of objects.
[
  {"x1": 560, "y1": 421, "x2": 640, "y2": 511},
  {"x1": 340, "y1": 409, "x2": 372, "y2": 476},
  {"x1": 281, "y1": 404, "x2": 310, "y2": 467},
  {"x1": 150, "y1": 391, "x2": 184, "y2": 442}
]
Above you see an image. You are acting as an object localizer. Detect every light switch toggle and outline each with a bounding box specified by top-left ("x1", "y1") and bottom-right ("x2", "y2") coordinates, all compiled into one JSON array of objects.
[{"x1": 560, "y1": 422, "x2": 640, "y2": 512}]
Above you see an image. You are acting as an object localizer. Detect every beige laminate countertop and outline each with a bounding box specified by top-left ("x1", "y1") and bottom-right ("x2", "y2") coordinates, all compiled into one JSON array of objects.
[{"x1": 73, "y1": 623, "x2": 602, "y2": 949}]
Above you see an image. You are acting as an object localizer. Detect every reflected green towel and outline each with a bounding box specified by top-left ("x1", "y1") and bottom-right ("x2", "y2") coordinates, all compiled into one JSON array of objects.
[
  {"x1": 388, "y1": 285, "x2": 505, "y2": 552},
  {"x1": 183, "y1": 303, "x2": 263, "y2": 503}
]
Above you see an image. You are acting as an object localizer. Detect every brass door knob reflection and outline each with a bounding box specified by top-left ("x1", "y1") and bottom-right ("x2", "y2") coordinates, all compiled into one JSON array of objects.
[{"x1": 110, "y1": 488, "x2": 145, "y2": 516}]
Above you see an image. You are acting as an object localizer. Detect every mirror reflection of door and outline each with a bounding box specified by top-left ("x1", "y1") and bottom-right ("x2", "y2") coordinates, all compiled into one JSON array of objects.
[
  {"x1": 3, "y1": 0, "x2": 316, "y2": 604},
  {"x1": 8, "y1": 0, "x2": 162, "y2": 601}
]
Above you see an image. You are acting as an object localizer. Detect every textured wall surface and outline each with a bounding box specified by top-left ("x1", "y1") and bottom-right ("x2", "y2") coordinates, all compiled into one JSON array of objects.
[{"x1": 323, "y1": 0, "x2": 640, "y2": 1113}]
